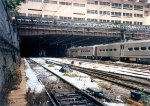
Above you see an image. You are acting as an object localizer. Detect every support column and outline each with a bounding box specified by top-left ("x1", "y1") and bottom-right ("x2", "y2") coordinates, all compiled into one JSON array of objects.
[{"x1": 120, "y1": 29, "x2": 126, "y2": 42}]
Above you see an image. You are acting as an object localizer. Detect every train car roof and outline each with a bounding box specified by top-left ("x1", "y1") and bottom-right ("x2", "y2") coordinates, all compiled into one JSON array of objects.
[
  {"x1": 94, "y1": 39, "x2": 150, "y2": 46},
  {"x1": 68, "y1": 40, "x2": 150, "y2": 49},
  {"x1": 69, "y1": 45, "x2": 94, "y2": 49}
]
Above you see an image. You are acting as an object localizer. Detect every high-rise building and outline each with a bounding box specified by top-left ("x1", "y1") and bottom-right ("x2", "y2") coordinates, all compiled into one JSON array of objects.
[{"x1": 18, "y1": 0, "x2": 150, "y2": 25}]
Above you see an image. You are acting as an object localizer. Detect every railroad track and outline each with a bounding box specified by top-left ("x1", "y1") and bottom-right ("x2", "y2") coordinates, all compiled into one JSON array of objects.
[
  {"x1": 46, "y1": 59, "x2": 150, "y2": 95},
  {"x1": 65, "y1": 58, "x2": 150, "y2": 80},
  {"x1": 27, "y1": 58, "x2": 107, "y2": 106},
  {"x1": 74, "y1": 58, "x2": 150, "y2": 72}
]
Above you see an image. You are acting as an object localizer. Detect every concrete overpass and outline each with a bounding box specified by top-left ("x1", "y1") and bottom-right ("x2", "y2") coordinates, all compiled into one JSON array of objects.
[{"x1": 15, "y1": 16, "x2": 150, "y2": 57}]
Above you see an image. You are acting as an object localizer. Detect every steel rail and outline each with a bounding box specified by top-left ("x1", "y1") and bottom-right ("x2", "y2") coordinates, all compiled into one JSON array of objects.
[
  {"x1": 47, "y1": 59, "x2": 150, "y2": 95},
  {"x1": 29, "y1": 58, "x2": 108, "y2": 106}
]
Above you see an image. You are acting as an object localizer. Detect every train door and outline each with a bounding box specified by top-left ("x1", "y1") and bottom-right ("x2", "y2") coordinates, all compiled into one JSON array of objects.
[
  {"x1": 120, "y1": 45, "x2": 124, "y2": 57},
  {"x1": 77, "y1": 48, "x2": 80, "y2": 58},
  {"x1": 93, "y1": 46, "x2": 97, "y2": 59}
]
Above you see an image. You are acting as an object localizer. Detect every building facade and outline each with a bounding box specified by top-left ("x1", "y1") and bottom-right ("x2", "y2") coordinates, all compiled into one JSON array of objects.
[{"x1": 18, "y1": 0, "x2": 150, "y2": 25}]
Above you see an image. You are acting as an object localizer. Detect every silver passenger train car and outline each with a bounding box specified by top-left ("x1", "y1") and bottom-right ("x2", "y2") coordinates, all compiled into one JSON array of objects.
[{"x1": 67, "y1": 40, "x2": 150, "y2": 63}]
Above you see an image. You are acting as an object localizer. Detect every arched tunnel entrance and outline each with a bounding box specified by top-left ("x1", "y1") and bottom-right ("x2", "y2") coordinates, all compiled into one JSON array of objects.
[
  {"x1": 20, "y1": 35, "x2": 69, "y2": 57},
  {"x1": 20, "y1": 34, "x2": 120, "y2": 57}
]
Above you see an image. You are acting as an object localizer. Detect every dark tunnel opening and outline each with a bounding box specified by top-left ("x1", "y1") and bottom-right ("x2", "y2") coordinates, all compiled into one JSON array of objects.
[
  {"x1": 20, "y1": 35, "x2": 120, "y2": 57},
  {"x1": 20, "y1": 36, "x2": 70, "y2": 57}
]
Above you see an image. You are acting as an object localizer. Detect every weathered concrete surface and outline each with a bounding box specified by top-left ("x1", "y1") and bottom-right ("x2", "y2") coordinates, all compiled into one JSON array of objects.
[{"x1": 0, "y1": 0, "x2": 20, "y2": 105}]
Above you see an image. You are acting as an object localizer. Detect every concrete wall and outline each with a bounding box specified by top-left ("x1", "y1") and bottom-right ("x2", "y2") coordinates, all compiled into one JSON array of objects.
[{"x1": 0, "y1": 0, "x2": 20, "y2": 104}]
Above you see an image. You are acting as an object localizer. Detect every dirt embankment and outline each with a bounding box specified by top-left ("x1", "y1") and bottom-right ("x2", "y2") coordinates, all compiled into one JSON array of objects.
[{"x1": 7, "y1": 59, "x2": 27, "y2": 106}]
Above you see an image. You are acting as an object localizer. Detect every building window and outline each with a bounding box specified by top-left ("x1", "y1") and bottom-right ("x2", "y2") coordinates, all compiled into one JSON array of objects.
[
  {"x1": 134, "y1": 5, "x2": 143, "y2": 11},
  {"x1": 73, "y1": 3, "x2": 85, "y2": 7},
  {"x1": 28, "y1": 9, "x2": 42, "y2": 11},
  {"x1": 111, "y1": 20, "x2": 114, "y2": 23},
  {"x1": 73, "y1": 13, "x2": 85, "y2": 15},
  {"x1": 99, "y1": 11, "x2": 110, "y2": 15},
  {"x1": 99, "y1": 19, "x2": 103, "y2": 22},
  {"x1": 59, "y1": 2, "x2": 65, "y2": 5},
  {"x1": 123, "y1": 4, "x2": 132, "y2": 10},
  {"x1": 44, "y1": 15, "x2": 57, "y2": 19},
  {"x1": 99, "y1": 2, "x2": 110, "y2": 6},
  {"x1": 73, "y1": 17, "x2": 85, "y2": 21},
  {"x1": 87, "y1": 18, "x2": 98, "y2": 22},
  {"x1": 59, "y1": 16, "x2": 72, "y2": 20},
  {"x1": 123, "y1": 13, "x2": 132, "y2": 17},
  {"x1": 123, "y1": 21, "x2": 132, "y2": 24},
  {"x1": 87, "y1": 10, "x2": 98, "y2": 14},
  {"x1": 87, "y1": 0, "x2": 98, "y2": 5},
  {"x1": 111, "y1": 20, "x2": 121, "y2": 24},
  {"x1": 103, "y1": 20, "x2": 106, "y2": 22},
  {"x1": 19, "y1": 13, "x2": 26, "y2": 16},
  {"x1": 134, "y1": 14, "x2": 143, "y2": 18},
  {"x1": 107, "y1": 20, "x2": 110, "y2": 22},
  {"x1": 112, "y1": 3, "x2": 122, "y2": 9},
  {"x1": 28, "y1": 0, "x2": 42, "y2": 2},
  {"x1": 115, "y1": 20, "x2": 121, "y2": 24},
  {"x1": 49, "y1": 1, "x2": 57, "y2": 4},
  {"x1": 59, "y1": 2, "x2": 71, "y2": 5},
  {"x1": 145, "y1": 4, "x2": 150, "y2": 8},
  {"x1": 134, "y1": 22, "x2": 143, "y2": 25},
  {"x1": 28, "y1": 14, "x2": 42, "y2": 17},
  {"x1": 111, "y1": 12, "x2": 121, "y2": 17},
  {"x1": 99, "y1": 19, "x2": 110, "y2": 23},
  {"x1": 140, "y1": 22, "x2": 142, "y2": 25},
  {"x1": 43, "y1": 0, "x2": 49, "y2": 3}
]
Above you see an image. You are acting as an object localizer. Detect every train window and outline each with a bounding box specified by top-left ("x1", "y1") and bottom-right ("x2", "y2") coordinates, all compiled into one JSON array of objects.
[
  {"x1": 103, "y1": 49, "x2": 105, "y2": 51},
  {"x1": 128, "y1": 48, "x2": 133, "y2": 51},
  {"x1": 114, "y1": 48, "x2": 117, "y2": 51},
  {"x1": 106, "y1": 49, "x2": 108, "y2": 51},
  {"x1": 148, "y1": 47, "x2": 150, "y2": 50},
  {"x1": 109, "y1": 49, "x2": 112, "y2": 51},
  {"x1": 141, "y1": 47, "x2": 146, "y2": 50},
  {"x1": 134, "y1": 47, "x2": 139, "y2": 51},
  {"x1": 99, "y1": 49, "x2": 102, "y2": 51}
]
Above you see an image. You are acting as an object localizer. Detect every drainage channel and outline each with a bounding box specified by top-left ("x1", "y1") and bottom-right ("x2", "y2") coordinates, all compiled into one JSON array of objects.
[{"x1": 27, "y1": 58, "x2": 107, "y2": 106}]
